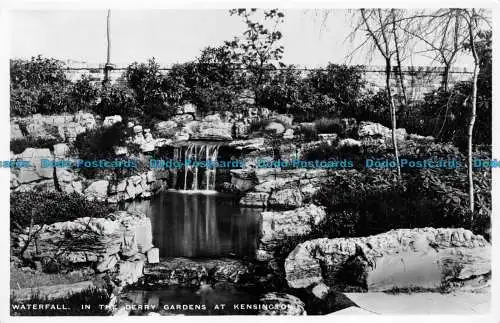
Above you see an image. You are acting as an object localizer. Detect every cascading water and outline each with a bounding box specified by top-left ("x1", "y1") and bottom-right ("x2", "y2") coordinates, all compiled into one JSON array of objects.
[{"x1": 180, "y1": 143, "x2": 220, "y2": 192}]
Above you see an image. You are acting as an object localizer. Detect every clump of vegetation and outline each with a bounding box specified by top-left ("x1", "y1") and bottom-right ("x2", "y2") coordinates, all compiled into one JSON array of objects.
[
  {"x1": 11, "y1": 287, "x2": 112, "y2": 316},
  {"x1": 10, "y1": 137, "x2": 59, "y2": 154},
  {"x1": 10, "y1": 191, "x2": 115, "y2": 230}
]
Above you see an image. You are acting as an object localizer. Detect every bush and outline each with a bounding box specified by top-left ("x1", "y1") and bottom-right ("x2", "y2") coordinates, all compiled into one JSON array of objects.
[
  {"x1": 10, "y1": 56, "x2": 72, "y2": 116},
  {"x1": 313, "y1": 165, "x2": 491, "y2": 239},
  {"x1": 314, "y1": 117, "x2": 342, "y2": 134},
  {"x1": 94, "y1": 84, "x2": 138, "y2": 117},
  {"x1": 10, "y1": 137, "x2": 59, "y2": 154},
  {"x1": 11, "y1": 287, "x2": 111, "y2": 316},
  {"x1": 73, "y1": 122, "x2": 136, "y2": 178},
  {"x1": 10, "y1": 191, "x2": 115, "y2": 231}
]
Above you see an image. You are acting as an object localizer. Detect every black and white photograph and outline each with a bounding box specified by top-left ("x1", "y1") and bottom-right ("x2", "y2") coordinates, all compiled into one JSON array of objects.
[{"x1": 1, "y1": 4, "x2": 497, "y2": 319}]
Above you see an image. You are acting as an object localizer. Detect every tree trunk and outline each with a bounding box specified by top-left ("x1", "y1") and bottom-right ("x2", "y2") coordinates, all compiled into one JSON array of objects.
[
  {"x1": 442, "y1": 63, "x2": 449, "y2": 91},
  {"x1": 468, "y1": 58, "x2": 479, "y2": 217},
  {"x1": 467, "y1": 9, "x2": 479, "y2": 220},
  {"x1": 103, "y1": 9, "x2": 111, "y2": 85},
  {"x1": 386, "y1": 58, "x2": 401, "y2": 181}
]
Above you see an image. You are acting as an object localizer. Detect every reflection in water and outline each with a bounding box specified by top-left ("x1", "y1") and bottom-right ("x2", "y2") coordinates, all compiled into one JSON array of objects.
[{"x1": 122, "y1": 191, "x2": 261, "y2": 258}]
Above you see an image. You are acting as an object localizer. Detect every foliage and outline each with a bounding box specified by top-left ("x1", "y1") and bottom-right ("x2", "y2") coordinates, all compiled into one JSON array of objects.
[
  {"x1": 227, "y1": 8, "x2": 285, "y2": 94},
  {"x1": 10, "y1": 137, "x2": 59, "y2": 154},
  {"x1": 94, "y1": 83, "x2": 138, "y2": 117},
  {"x1": 73, "y1": 122, "x2": 134, "y2": 178},
  {"x1": 10, "y1": 191, "x2": 115, "y2": 232},
  {"x1": 10, "y1": 56, "x2": 71, "y2": 116},
  {"x1": 125, "y1": 58, "x2": 168, "y2": 118},
  {"x1": 11, "y1": 287, "x2": 111, "y2": 316}
]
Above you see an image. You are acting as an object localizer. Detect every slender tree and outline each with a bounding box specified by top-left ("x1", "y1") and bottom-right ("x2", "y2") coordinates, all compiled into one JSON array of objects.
[
  {"x1": 103, "y1": 9, "x2": 112, "y2": 85},
  {"x1": 358, "y1": 9, "x2": 402, "y2": 181}
]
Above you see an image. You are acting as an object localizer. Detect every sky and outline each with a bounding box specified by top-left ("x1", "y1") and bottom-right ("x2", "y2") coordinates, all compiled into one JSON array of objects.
[{"x1": 9, "y1": 9, "x2": 472, "y2": 68}]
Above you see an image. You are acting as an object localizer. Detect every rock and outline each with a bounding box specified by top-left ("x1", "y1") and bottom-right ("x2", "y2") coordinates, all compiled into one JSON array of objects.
[
  {"x1": 318, "y1": 133, "x2": 338, "y2": 142},
  {"x1": 285, "y1": 228, "x2": 491, "y2": 292},
  {"x1": 114, "y1": 256, "x2": 146, "y2": 287},
  {"x1": 337, "y1": 138, "x2": 362, "y2": 148},
  {"x1": 11, "y1": 124, "x2": 24, "y2": 140},
  {"x1": 15, "y1": 148, "x2": 54, "y2": 184},
  {"x1": 358, "y1": 121, "x2": 406, "y2": 142},
  {"x1": 239, "y1": 192, "x2": 269, "y2": 207},
  {"x1": 181, "y1": 103, "x2": 196, "y2": 114},
  {"x1": 96, "y1": 254, "x2": 119, "y2": 272},
  {"x1": 234, "y1": 121, "x2": 250, "y2": 139},
  {"x1": 84, "y1": 180, "x2": 109, "y2": 202},
  {"x1": 258, "y1": 293, "x2": 306, "y2": 315},
  {"x1": 283, "y1": 128, "x2": 294, "y2": 139},
  {"x1": 228, "y1": 138, "x2": 265, "y2": 151},
  {"x1": 114, "y1": 146, "x2": 128, "y2": 156},
  {"x1": 257, "y1": 204, "x2": 326, "y2": 261},
  {"x1": 312, "y1": 282, "x2": 330, "y2": 300},
  {"x1": 268, "y1": 188, "x2": 303, "y2": 209},
  {"x1": 133, "y1": 125, "x2": 143, "y2": 134},
  {"x1": 53, "y1": 143, "x2": 70, "y2": 158},
  {"x1": 147, "y1": 248, "x2": 160, "y2": 264},
  {"x1": 171, "y1": 114, "x2": 194, "y2": 124},
  {"x1": 155, "y1": 120, "x2": 178, "y2": 136},
  {"x1": 191, "y1": 118, "x2": 233, "y2": 141},
  {"x1": 103, "y1": 115, "x2": 123, "y2": 127},
  {"x1": 230, "y1": 169, "x2": 257, "y2": 192},
  {"x1": 264, "y1": 122, "x2": 285, "y2": 135},
  {"x1": 408, "y1": 133, "x2": 435, "y2": 143}
]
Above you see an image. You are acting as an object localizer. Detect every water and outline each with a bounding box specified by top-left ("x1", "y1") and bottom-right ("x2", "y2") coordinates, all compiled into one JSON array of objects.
[
  {"x1": 123, "y1": 286, "x2": 260, "y2": 315},
  {"x1": 123, "y1": 191, "x2": 262, "y2": 258}
]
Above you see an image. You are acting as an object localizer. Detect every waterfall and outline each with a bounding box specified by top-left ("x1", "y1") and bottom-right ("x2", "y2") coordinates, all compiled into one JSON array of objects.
[{"x1": 181, "y1": 143, "x2": 220, "y2": 192}]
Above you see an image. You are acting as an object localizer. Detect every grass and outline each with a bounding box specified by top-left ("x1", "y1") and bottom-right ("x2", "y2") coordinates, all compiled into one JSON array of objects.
[
  {"x1": 10, "y1": 260, "x2": 94, "y2": 289},
  {"x1": 11, "y1": 286, "x2": 112, "y2": 316}
]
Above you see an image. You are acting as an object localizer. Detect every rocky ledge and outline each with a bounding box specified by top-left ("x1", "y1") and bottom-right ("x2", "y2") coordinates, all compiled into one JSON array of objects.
[
  {"x1": 15, "y1": 211, "x2": 158, "y2": 287},
  {"x1": 285, "y1": 228, "x2": 491, "y2": 294}
]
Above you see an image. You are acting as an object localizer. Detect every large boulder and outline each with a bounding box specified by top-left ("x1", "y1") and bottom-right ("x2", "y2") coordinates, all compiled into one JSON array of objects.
[
  {"x1": 191, "y1": 116, "x2": 233, "y2": 141},
  {"x1": 264, "y1": 122, "x2": 285, "y2": 135},
  {"x1": 239, "y1": 192, "x2": 269, "y2": 208},
  {"x1": 15, "y1": 211, "x2": 153, "y2": 271},
  {"x1": 257, "y1": 204, "x2": 326, "y2": 261},
  {"x1": 155, "y1": 120, "x2": 178, "y2": 136},
  {"x1": 285, "y1": 228, "x2": 491, "y2": 292},
  {"x1": 358, "y1": 121, "x2": 407, "y2": 142},
  {"x1": 14, "y1": 148, "x2": 54, "y2": 184},
  {"x1": 268, "y1": 188, "x2": 303, "y2": 209},
  {"x1": 84, "y1": 180, "x2": 109, "y2": 202}
]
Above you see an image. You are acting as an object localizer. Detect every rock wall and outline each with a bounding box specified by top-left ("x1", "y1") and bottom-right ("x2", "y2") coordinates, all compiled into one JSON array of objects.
[{"x1": 285, "y1": 228, "x2": 491, "y2": 293}]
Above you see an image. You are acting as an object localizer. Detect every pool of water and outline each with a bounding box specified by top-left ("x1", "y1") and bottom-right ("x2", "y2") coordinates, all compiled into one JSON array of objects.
[
  {"x1": 122, "y1": 191, "x2": 262, "y2": 258},
  {"x1": 123, "y1": 286, "x2": 260, "y2": 315}
]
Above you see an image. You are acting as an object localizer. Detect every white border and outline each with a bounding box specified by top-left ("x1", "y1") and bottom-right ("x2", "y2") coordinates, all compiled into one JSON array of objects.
[{"x1": 0, "y1": 1, "x2": 498, "y2": 323}]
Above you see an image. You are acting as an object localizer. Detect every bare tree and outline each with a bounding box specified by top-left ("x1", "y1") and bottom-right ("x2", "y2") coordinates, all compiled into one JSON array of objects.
[
  {"x1": 357, "y1": 9, "x2": 402, "y2": 181},
  {"x1": 460, "y1": 8, "x2": 490, "y2": 217},
  {"x1": 401, "y1": 9, "x2": 467, "y2": 91}
]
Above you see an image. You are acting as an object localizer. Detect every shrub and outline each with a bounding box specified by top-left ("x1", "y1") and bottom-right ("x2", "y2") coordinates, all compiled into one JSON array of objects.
[
  {"x1": 299, "y1": 122, "x2": 318, "y2": 141},
  {"x1": 10, "y1": 137, "x2": 59, "y2": 154},
  {"x1": 73, "y1": 122, "x2": 135, "y2": 178},
  {"x1": 10, "y1": 191, "x2": 115, "y2": 231},
  {"x1": 314, "y1": 117, "x2": 342, "y2": 134},
  {"x1": 10, "y1": 56, "x2": 72, "y2": 116},
  {"x1": 94, "y1": 84, "x2": 138, "y2": 117}
]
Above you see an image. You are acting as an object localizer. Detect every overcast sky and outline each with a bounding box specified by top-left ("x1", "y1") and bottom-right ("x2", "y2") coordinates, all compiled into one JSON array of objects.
[{"x1": 9, "y1": 9, "x2": 472, "y2": 68}]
